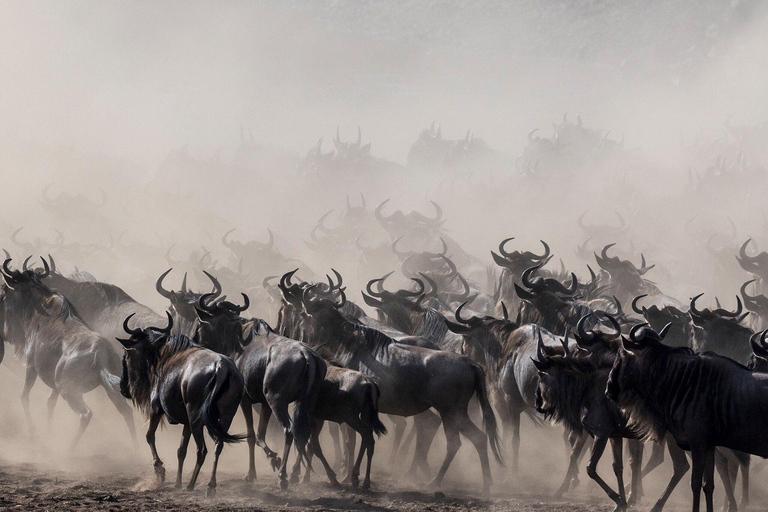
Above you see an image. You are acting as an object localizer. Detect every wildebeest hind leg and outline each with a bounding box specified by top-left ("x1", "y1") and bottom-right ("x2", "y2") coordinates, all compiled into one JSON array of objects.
[
  {"x1": 145, "y1": 412, "x2": 165, "y2": 482},
  {"x1": 387, "y1": 415, "x2": 407, "y2": 464},
  {"x1": 186, "y1": 422, "x2": 208, "y2": 491},
  {"x1": 406, "y1": 410, "x2": 440, "y2": 480},
  {"x1": 650, "y1": 439, "x2": 689, "y2": 512},
  {"x1": 309, "y1": 423, "x2": 340, "y2": 486},
  {"x1": 61, "y1": 392, "x2": 93, "y2": 451},
  {"x1": 458, "y1": 413, "x2": 493, "y2": 494},
  {"x1": 205, "y1": 440, "x2": 224, "y2": 498},
  {"x1": 20, "y1": 365, "x2": 38, "y2": 437},
  {"x1": 255, "y1": 404, "x2": 280, "y2": 471},
  {"x1": 327, "y1": 422, "x2": 342, "y2": 471},
  {"x1": 104, "y1": 385, "x2": 137, "y2": 446},
  {"x1": 427, "y1": 415, "x2": 461, "y2": 490},
  {"x1": 240, "y1": 397, "x2": 258, "y2": 481},
  {"x1": 626, "y1": 439, "x2": 644, "y2": 505},
  {"x1": 175, "y1": 425, "x2": 191, "y2": 489},
  {"x1": 46, "y1": 390, "x2": 58, "y2": 429}
]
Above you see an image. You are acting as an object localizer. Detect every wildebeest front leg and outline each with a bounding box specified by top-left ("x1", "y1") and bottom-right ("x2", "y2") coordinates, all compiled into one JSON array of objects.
[
  {"x1": 643, "y1": 440, "x2": 666, "y2": 477},
  {"x1": 387, "y1": 415, "x2": 407, "y2": 464},
  {"x1": 585, "y1": 436, "x2": 626, "y2": 511},
  {"x1": 554, "y1": 428, "x2": 588, "y2": 497},
  {"x1": 205, "y1": 440, "x2": 224, "y2": 498},
  {"x1": 689, "y1": 446, "x2": 706, "y2": 512},
  {"x1": 650, "y1": 439, "x2": 689, "y2": 512},
  {"x1": 104, "y1": 385, "x2": 137, "y2": 446},
  {"x1": 145, "y1": 412, "x2": 165, "y2": 483},
  {"x1": 610, "y1": 438, "x2": 628, "y2": 510},
  {"x1": 46, "y1": 390, "x2": 59, "y2": 428},
  {"x1": 186, "y1": 423, "x2": 208, "y2": 491},
  {"x1": 427, "y1": 415, "x2": 461, "y2": 490},
  {"x1": 60, "y1": 392, "x2": 93, "y2": 451},
  {"x1": 175, "y1": 425, "x2": 191, "y2": 489},
  {"x1": 703, "y1": 447, "x2": 716, "y2": 512},
  {"x1": 406, "y1": 410, "x2": 440, "y2": 480},
  {"x1": 327, "y1": 422, "x2": 342, "y2": 470},
  {"x1": 455, "y1": 412, "x2": 493, "y2": 494},
  {"x1": 714, "y1": 450, "x2": 737, "y2": 512},
  {"x1": 626, "y1": 439, "x2": 644, "y2": 505},
  {"x1": 308, "y1": 422, "x2": 340, "y2": 487},
  {"x1": 20, "y1": 365, "x2": 38, "y2": 437}
]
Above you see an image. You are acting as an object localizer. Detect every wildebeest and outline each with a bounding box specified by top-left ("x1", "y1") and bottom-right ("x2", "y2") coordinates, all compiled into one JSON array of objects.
[
  {"x1": 632, "y1": 294, "x2": 692, "y2": 347},
  {"x1": 0, "y1": 258, "x2": 136, "y2": 448},
  {"x1": 296, "y1": 283, "x2": 503, "y2": 493},
  {"x1": 535, "y1": 327, "x2": 689, "y2": 512},
  {"x1": 606, "y1": 323, "x2": 768, "y2": 512},
  {"x1": 118, "y1": 313, "x2": 244, "y2": 497}
]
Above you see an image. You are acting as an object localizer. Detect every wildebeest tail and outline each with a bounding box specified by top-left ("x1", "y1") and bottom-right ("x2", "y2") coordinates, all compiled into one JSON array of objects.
[
  {"x1": 291, "y1": 349, "x2": 325, "y2": 462},
  {"x1": 472, "y1": 363, "x2": 504, "y2": 466},
  {"x1": 200, "y1": 362, "x2": 246, "y2": 444},
  {"x1": 365, "y1": 381, "x2": 387, "y2": 437},
  {"x1": 100, "y1": 369, "x2": 122, "y2": 395}
]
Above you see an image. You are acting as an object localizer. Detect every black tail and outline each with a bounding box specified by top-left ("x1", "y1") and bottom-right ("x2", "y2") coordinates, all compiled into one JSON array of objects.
[
  {"x1": 291, "y1": 349, "x2": 324, "y2": 461},
  {"x1": 200, "y1": 363, "x2": 246, "y2": 444},
  {"x1": 365, "y1": 382, "x2": 387, "y2": 437},
  {"x1": 473, "y1": 363, "x2": 504, "y2": 466}
]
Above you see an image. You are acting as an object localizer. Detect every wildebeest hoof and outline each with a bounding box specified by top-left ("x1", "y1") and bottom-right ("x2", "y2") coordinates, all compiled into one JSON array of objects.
[
  {"x1": 154, "y1": 464, "x2": 165, "y2": 483},
  {"x1": 205, "y1": 486, "x2": 216, "y2": 498},
  {"x1": 351, "y1": 475, "x2": 360, "y2": 488},
  {"x1": 612, "y1": 501, "x2": 627, "y2": 512},
  {"x1": 329, "y1": 478, "x2": 341, "y2": 489},
  {"x1": 279, "y1": 478, "x2": 289, "y2": 492},
  {"x1": 362, "y1": 480, "x2": 371, "y2": 491},
  {"x1": 185, "y1": 483, "x2": 195, "y2": 492},
  {"x1": 571, "y1": 477, "x2": 580, "y2": 489},
  {"x1": 243, "y1": 473, "x2": 256, "y2": 482},
  {"x1": 289, "y1": 473, "x2": 300, "y2": 485},
  {"x1": 174, "y1": 482, "x2": 182, "y2": 490},
  {"x1": 270, "y1": 457, "x2": 282, "y2": 472}
]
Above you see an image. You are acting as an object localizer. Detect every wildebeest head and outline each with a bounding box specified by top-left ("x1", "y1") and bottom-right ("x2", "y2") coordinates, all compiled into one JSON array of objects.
[
  {"x1": 737, "y1": 239, "x2": 768, "y2": 281},
  {"x1": 571, "y1": 313, "x2": 622, "y2": 361},
  {"x1": 445, "y1": 300, "x2": 518, "y2": 362},
  {"x1": 0, "y1": 257, "x2": 56, "y2": 353},
  {"x1": 631, "y1": 294, "x2": 692, "y2": 348},
  {"x1": 688, "y1": 293, "x2": 746, "y2": 327},
  {"x1": 156, "y1": 269, "x2": 221, "y2": 334},
  {"x1": 605, "y1": 322, "x2": 672, "y2": 403},
  {"x1": 514, "y1": 264, "x2": 579, "y2": 301},
  {"x1": 741, "y1": 279, "x2": 768, "y2": 323},
  {"x1": 362, "y1": 272, "x2": 427, "y2": 325},
  {"x1": 374, "y1": 200, "x2": 444, "y2": 239},
  {"x1": 577, "y1": 211, "x2": 628, "y2": 240},
  {"x1": 491, "y1": 237, "x2": 552, "y2": 277},
  {"x1": 192, "y1": 291, "x2": 250, "y2": 357},
  {"x1": 116, "y1": 312, "x2": 173, "y2": 408},
  {"x1": 748, "y1": 329, "x2": 768, "y2": 372}
]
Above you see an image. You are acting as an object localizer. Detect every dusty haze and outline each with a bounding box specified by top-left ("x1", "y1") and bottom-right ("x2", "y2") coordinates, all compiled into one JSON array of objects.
[{"x1": 1, "y1": 1, "x2": 768, "y2": 509}]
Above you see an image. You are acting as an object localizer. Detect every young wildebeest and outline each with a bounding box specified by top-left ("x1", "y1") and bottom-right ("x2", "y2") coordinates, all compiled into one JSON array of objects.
[
  {"x1": 0, "y1": 258, "x2": 136, "y2": 448},
  {"x1": 118, "y1": 312, "x2": 244, "y2": 497},
  {"x1": 606, "y1": 323, "x2": 768, "y2": 512},
  {"x1": 535, "y1": 327, "x2": 690, "y2": 512},
  {"x1": 288, "y1": 363, "x2": 388, "y2": 489}
]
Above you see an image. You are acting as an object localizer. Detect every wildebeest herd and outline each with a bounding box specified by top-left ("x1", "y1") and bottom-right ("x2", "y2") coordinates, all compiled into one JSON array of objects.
[{"x1": 4, "y1": 194, "x2": 768, "y2": 512}]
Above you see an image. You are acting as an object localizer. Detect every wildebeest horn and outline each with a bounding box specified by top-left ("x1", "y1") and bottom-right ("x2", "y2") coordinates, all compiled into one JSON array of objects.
[
  {"x1": 329, "y1": 268, "x2": 343, "y2": 291},
  {"x1": 715, "y1": 296, "x2": 742, "y2": 318},
  {"x1": 528, "y1": 128, "x2": 539, "y2": 141},
  {"x1": 418, "y1": 272, "x2": 438, "y2": 298},
  {"x1": 374, "y1": 199, "x2": 391, "y2": 225},
  {"x1": 180, "y1": 273, "x2": 188, "y2": 293},
  {"x1": 632, "y1": 294, "x2": 648, "y2": 315},
  {"x1": 221, "y1": 228, "x2": 237, "y2": 249},
  {"x1": 601, "y1": 243, "x2": 616, "y2": 261},
  {"x1": 122, "y1": 313, "x2": 142, "y2": 337},
  {"x1": 536, "y1": 327, "x2": 547, "y2": 362},
  {"x1": 22, "y1": 256, "x2": 32, "y2": 271},
  {"x1": 226, "y1": 293, "x2": 250, "y2": 313},
  {"x1": 601, "y1": 313, "x2": 622, "y2": 336},
  {"x1": 37, "y1": 257, "x2": 50, "y2": 278},
  {"x1": 534, "y1": 240, "x2": 551, "y2": 261},
  {"x1": 403, "y1": 278, "x2": 425, "y2": 298},
  {"x1": 156, "y1": 269, "x2": 174, "y2": 299},
  {"x1": 521, "y1": 264, "x2": 541, "y2": 289},
  {"x1": 498, "y1": 237, "x2": 515, "y2": 259},
  {"x1": 689, "y1": 293, "x2": 705, "y2": 317},
  {"x1": 577, "y1": 314, "x2": 595, "y2": 341},
  {"x1": 501, "y1": 302, "x2": 509, "y2": 321},
  {"x1": 47, "y1": 254, "x2": 56, "y2": 274},
  {"x1": 366, "y1": 272, "x2": 393, "y2": 298},
  {"x1": 455, "y1": 301, "x2": 472, "y2": 325},
  {"x1": 202, "y1": 270, "x2": 222, "y2": 297},
  {"x1": 658, "y1": 322, "x2": 672, "y2": 340},
  {"x1": 561, "y1": 331, "x2": 571, "y2": 357},
  {"x1": 750, "y1": 329, "x2": 768, "y2": 359},
  {"x1": 197, "y1": 292, "x2": 217, "y2": 312},
  {"x1": 334, "y1": 288, "x2": 347, "y2": 309},
  {"x1": 156, "y1": 311, "x2": 173, "y2": 334},
  {"x1": 738, "y1": 239, "x2": 756, "y2": 263}
]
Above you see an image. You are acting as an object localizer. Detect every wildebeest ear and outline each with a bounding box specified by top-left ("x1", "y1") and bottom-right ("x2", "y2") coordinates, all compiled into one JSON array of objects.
[
  {"x1": 445, "y1": 320, "x2": 472, "y2": 334},
  {"x1": 194, "y1": 305, "x2": 215, "y2": 319},
  {"x1": 115, "y1": 337, "x2": 137, "y2": 348},
  {"x1": 514, "y1": 283, "x2": 535, "y2": 301},
  {"x1": 531, "y1": 356, "x2": 550, "y2": 372},
  {"x1": 240, "y1": 320, "x2": 255, "y2": 346}
]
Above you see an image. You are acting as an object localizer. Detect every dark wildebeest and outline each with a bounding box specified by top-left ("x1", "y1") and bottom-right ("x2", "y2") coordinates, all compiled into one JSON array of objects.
[
  {"x1": 491, "y1": 237, "x2": 552, "y2": 316},
  {"x1": 288, "y1": 363, "x2": 388, "y2": 489},
  {"x1": 0, "y1": 258, "x2": 136, "y2": 448},
  {"x1": 297, "y1": 285, "x2": 503, "y2": 493},
  {"x1": 632, "y1": 294, "x2": 692, "y2": 347},
  {"x1": 535, "y1": 327, "x2": 690, "y2": 512},
  {"x1": 736, "y1": 239, "x2": 768, "y2": 294},
  {"x1": 688, "y1": 294, "x2": 752, "y2": 363},
  {"x1": 235, "y1": 316, "x2": 327, "y2": 490},
  {"x1": 118, "y1": 313, "x2": 244, "y2": 497},
  {"x1": 606, "y1": 323, "x2": 768, "y2": 512},
  {"x1": 41, "y1": 255, "x2": 164, "y2": 348},
  {"x1": 740, "y1": 279, "x2": 768, "y2": 330},
  {"x1": 155, "y1": 268, "x2": 222, "y2": 336},
  {"x1": 593, "y1": 244, "x2": 658, "y2": 305}
]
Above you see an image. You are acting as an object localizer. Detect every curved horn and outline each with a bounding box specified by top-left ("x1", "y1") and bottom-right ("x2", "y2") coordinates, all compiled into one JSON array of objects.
[
  {"x1": 501, "y1": 302, "x2": 509, "y2": 321},
  {"x1": 690, "y1": 293, "x2": 706, "y2": 317},
  {"x1": 122, "y1": 313, "x2": 142, "y2": 337},
  {"x1": 534, "y1": 240, "x2": 551, "y2": 261},
  {"x1": 202, "y1": 270, "x2": 222, "y2": 298},
  {"x1": 47, "y1": 254, "x2": 57, "y2": 274},
  {"x1": 601, "y1": 313, "x2": 622, "y2": 336},
  {"x1": 180, "y1": 272, "x2": 188, "y2": 293},
  {"x1": 536, "y1": 327, "x2": 548, "y2": 362},
  {"x1": 629, "y1": 323, "x2": 650, "y2": 343},
  {"x1": 37, "y1": 257, "x2": 50, "y2": 278},
  {"x1": 632, "y1": 294, "x2": 648, "y2": 315},
  {"x1": 222, "y1": 228, "x2": 236, "y2": 249},
  {"x1": 418, "y1": 272, "x2": 439, "y2": 299},
  {"x1": 366, "y1": 271, "x2": 393, "y2": 298},
  {"x1": 156, "y1": 311, "x2": 173, "y2": 334},
  {"x1": 521, "y1": 264, "x2": 541, "y2": 289},
  {"x1": 227, "y1": 293, "x2": 250, "y2": 313},
  {"x1": 374, "y1": 200, "x2": 391, "y2": 225},
  {"x1": 455, "y1": 301, "x2": 472, "y2": 325},
  {"x1": 658, "y1": 322, "x2": 672, "y2": 340},
  {"x1": 498, "y1": 237, "x2": 515, "y2": 259},
  {"x1": 577, "y1": 314, "x2": 595, "y2": 341},
  {"x1": 738, "y1": 239, "x2": 756, "y2": 263},
  {"x1": 561, "y1": 331, "x2": 571, "y2": 357},
  {"x1": 22, "y1": 256, "x2": 32, "y2": 271},
  {"x1": 155, "y1": 269, "x2": 174, "y2": 299},
  {"x1": 716, "y1": 296, "x2": 743, "y2": 318},
  {"x1": 403, "y1": 278, "x2": 425, "y2": 298},
  {"x1": 391, "y1": 237, "x2": 412, "y2": 259}
]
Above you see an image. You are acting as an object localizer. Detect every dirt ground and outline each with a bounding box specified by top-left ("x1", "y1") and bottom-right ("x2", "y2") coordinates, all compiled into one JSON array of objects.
[{"x1": 0, "y1": 456, "x2": 713, "y2": 512}]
